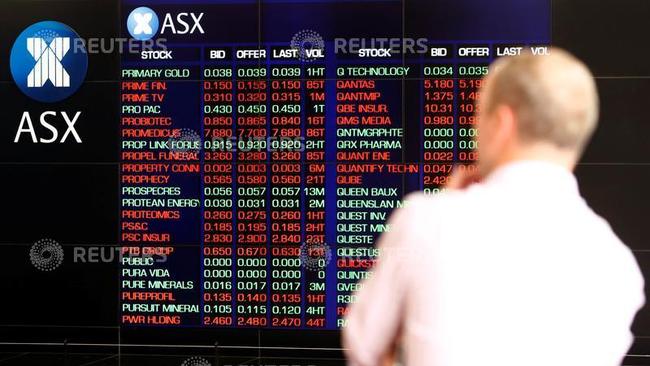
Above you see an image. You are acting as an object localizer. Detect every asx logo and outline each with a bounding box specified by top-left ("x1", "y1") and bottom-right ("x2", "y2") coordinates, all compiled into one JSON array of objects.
[
  {"x1": 127, "y1": 7, "x2": 204, "y2": 40},
  {"x1": 127, "y1": 7, "x2": 160, "y2": 41},
  {"x1": 9, "y1": 21, "x2": 86, "y2": 143},
  {"x1": 10, "y1": 21, "x2": 87, "y2": 102}
]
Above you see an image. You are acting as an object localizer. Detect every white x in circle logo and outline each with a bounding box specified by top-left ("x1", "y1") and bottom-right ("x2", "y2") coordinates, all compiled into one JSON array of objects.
[
  {"x1": 26, "y1": 37, "x2": 70, "y2": 88},
  {"x1": 133, "y1": 12, "x2": 154, "y2": 35}
]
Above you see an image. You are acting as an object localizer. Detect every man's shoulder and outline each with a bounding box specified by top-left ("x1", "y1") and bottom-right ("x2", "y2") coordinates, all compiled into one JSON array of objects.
[
  {"x1": 398, "y1": 185, "x2": 488, "y2": 229},
  {"x1": 403, "y1": 183, "x2": 489, "y2": 212}
]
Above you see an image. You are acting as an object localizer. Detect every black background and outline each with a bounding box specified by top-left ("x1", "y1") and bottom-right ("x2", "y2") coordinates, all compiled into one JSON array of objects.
[{"x1": 0, "y1": 0, "x2": 649, "y2": 364}]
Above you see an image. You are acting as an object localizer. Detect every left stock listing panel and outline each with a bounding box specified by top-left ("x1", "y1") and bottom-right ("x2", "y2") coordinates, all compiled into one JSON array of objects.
[{"x1": 0, "y1": 0, "x2": 121, "y2": 333}]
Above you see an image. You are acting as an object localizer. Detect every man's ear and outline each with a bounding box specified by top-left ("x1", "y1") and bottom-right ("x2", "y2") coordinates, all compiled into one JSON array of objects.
[{"x1": 493, "y1": 105, "x2": 517, "y2": 147}]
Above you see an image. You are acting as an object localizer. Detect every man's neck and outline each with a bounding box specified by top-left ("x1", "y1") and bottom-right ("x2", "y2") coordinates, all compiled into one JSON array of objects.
[{"x1": 494, "y1": 143, "x2": 578, "y2": 173}]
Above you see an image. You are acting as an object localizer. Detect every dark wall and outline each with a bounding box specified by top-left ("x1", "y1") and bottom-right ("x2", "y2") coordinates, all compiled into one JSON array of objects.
[{"x1": 551, "y1": 0, "x2": 650, "y2": 360}]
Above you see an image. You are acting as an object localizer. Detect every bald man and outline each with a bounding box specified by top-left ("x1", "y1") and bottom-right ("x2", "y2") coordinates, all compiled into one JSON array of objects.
[{"x1": 343, "y1": 49, "x2": 645, "y2": 366}]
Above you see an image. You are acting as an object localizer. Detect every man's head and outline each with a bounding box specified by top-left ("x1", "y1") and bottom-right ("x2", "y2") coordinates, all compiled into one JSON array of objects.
[{"x1": 476, "y1": 48, "x2": 599, "y2": 176}]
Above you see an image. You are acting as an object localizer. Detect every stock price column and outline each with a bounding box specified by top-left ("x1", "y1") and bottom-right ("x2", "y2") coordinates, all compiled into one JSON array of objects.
[
  {"x1": 268, "y1": 47, "x2": 303, "y2": 328},
  {"x1": 202, "y1": 47, "x2": 236, "y2": 327},
  {"x1": 421, "y1": 46, "x2": 455, "y2": 194},
  {"x1": 303, "y1": 61, "x2": 327, "y2": 329},
  {"x1": 233, "y1": 49, "x2": 269, "y2": 327},
  {"x1": 457, "y1": 46, "x2": 489, "y2": 165}
]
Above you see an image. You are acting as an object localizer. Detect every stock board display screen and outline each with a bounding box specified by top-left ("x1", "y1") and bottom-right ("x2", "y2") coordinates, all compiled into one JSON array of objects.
[{"x1": 118, "y1": 0, "x2": 550, "y2": 329}]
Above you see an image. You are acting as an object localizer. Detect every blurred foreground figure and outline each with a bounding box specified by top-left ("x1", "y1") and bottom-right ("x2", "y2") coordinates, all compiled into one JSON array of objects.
[{"x1": 343, "y1": 48, "x2": 645, "y2": 366}]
